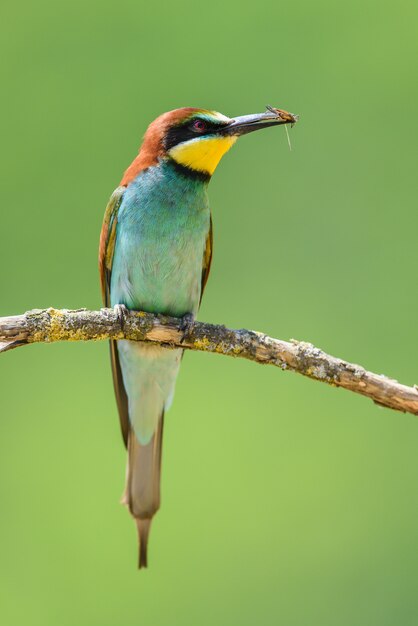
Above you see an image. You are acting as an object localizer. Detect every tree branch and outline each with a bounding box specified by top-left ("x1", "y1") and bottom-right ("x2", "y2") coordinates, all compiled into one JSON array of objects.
[{"x1": 1, "y1": 306, "x2": 417, "y2": 416}]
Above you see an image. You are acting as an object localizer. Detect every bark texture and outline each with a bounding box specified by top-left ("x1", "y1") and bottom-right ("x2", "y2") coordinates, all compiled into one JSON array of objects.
[{"x1": 1, "y1": 306, "x2": 417, "y2": 416}]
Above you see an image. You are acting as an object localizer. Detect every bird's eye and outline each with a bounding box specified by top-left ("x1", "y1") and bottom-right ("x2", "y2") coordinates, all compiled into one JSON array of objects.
[{"x1": 192, "y1": 119, "x2": 207, "y2": 133}]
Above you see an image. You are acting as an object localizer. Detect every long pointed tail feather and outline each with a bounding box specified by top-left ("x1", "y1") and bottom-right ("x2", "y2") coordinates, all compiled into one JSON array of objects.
[
  {"x1": 136, "y1": 519, "x2": 152, "y2": 568},
  {"x1": 116, "y1": 342, "x2": 181, "y2": 568},
  {"x1": 125, "y1": 413, "x2": 164, "y2": 568}
]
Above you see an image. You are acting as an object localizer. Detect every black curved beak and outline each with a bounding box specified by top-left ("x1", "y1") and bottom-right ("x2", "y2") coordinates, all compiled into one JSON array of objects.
[{"x1": 223, "y1": 106, "x2": 299, "y2": 136}]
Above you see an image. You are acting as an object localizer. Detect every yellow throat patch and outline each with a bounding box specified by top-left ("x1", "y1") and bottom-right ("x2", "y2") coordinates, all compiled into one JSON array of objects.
[{"x1": 168, "y1": 135, "x2": 237, "y2": 175}]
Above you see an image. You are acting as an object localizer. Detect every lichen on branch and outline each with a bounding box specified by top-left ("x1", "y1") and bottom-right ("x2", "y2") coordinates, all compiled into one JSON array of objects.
[{"x1": 1, "y1": 306, "x2": 417, "y2": 417}]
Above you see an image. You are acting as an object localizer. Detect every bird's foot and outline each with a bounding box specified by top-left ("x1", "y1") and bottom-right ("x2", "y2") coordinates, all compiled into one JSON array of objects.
[
  {"x1": 114, "y1": 304, "x2": 129, "y2": 331},
  {"x1": 180, "y1": 313, "x2": 195, "y2": 342}
]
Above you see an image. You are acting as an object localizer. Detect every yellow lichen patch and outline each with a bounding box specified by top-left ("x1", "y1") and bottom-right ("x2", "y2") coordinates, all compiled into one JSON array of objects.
[
  {"x1": 47, "y1": 308, "x2": 67, "y2": 342},
  {"x1": 66, "y1": 329, "x2": 99, "y2": 342},
  {"x1": 194, "y1": 337, "x2": 211, "y2": 350},
  {"x1": 28, "y1": 308, "x2": 115, "y2": 344},
  {"x1": 31, "y1": 330, "x2": 46, "y2": 344}
]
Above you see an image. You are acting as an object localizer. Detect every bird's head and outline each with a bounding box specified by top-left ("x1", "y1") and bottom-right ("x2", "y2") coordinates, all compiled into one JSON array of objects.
[{"x1": 121, "y1": 106, "x2": 298, "y2": 186}]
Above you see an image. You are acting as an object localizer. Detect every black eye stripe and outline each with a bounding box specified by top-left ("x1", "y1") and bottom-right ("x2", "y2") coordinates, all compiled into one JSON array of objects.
[{"x1": 164, "y1": 118, "x2": 227, "y2": 151}]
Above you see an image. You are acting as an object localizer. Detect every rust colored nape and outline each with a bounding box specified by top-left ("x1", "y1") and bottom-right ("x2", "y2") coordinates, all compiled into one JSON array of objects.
[{"x1": 120, "y1": 108, "x2": 205, "y2": 186}]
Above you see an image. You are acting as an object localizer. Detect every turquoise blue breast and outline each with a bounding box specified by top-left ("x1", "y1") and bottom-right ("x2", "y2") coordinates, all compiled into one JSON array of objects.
[{"x1": 110, "y1": 160, "x2": 210, "y2": 317}]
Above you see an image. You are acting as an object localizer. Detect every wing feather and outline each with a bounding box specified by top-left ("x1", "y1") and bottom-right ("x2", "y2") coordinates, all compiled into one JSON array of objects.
[
  {"x1": 200, "y1": 215, "x2": 213, "y2": 303},
  {"x1": 99, "y1": 187, "x2": 130, "y2": 447}
]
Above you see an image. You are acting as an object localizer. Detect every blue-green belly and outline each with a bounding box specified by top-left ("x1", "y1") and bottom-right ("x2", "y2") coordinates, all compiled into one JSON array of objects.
[{"x1": 110, "y1": 161, "x2": 210, "y2": 443}]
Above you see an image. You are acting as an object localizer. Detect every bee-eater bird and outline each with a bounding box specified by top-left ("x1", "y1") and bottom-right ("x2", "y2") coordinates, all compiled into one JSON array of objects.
[{"x1": 99, "y1": 106, "x2": 297, "y2": 567}]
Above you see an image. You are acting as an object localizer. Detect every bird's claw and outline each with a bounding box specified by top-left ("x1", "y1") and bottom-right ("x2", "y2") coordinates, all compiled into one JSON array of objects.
[
  {"x1": 180, "y1": 313, "x2": 195, "y2": 341},
  {"x1": 114, "y1": 304, "x2": 129, "y2": 330}
]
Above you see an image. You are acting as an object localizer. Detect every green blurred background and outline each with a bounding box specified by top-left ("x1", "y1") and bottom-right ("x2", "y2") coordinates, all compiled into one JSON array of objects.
[{"x1": 1, "y1": 0, "x2": 417, "y2": 624}]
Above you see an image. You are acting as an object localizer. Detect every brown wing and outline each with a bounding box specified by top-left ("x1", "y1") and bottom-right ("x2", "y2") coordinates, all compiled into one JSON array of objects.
[
  {"x1": 99, "y1": 186, "x2": 130, "y2": 447},
  {"x1": 99, "y1": 186, "x2": 125, "y2": 302},
  {"x1": 200, "y1": 215, "x2": 213, "y2": 304}
]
